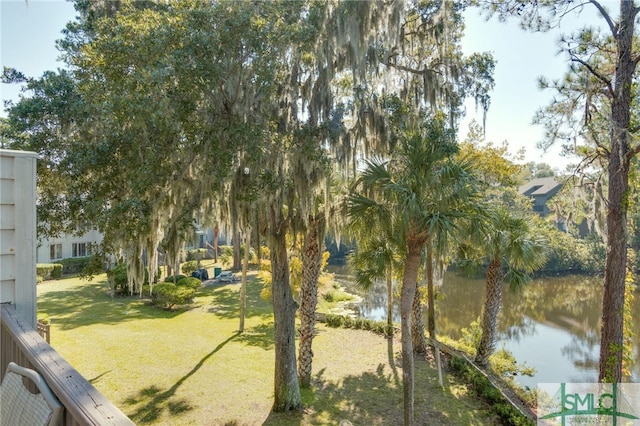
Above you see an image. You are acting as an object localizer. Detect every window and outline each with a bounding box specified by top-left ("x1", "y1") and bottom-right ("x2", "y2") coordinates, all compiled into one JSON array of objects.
[
  {"x1": 50, "y1": 244, "x2": 62, "y2": 260},
  {"x1": 72, "y1": 243, "x2": 87, "y2": 258}
]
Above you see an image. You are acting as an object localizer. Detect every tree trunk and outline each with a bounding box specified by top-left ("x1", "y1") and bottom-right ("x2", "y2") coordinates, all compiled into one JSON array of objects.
[
  {"x1": 255, "y1": 211, "x2": 261, "y2": 265},
  {"x1": 411, "y1": 282, "x2": 427, "y2": 355},
  {"x1": 426, "y1": 243, "x2": 435, "y2": 339},
  {"x1": 297, "y1": 216, "x2": 323, "y2": 388},
  {"x1": 213, "y1": 224, "x2": 219, "y2": 263},
  {"x1": 233, "y1": 229, "x2": 242, "y2": 271},
  {"x1": 270, "y1": 206, "x2": 301, "y2": 412},
  {"x1": 401, "y1": 242, "x2": 422, "y2": 426},
  {"x1": 386, "y1": 268, "x2": 394, "y2": 336},
  {"x1": 239, "y1": 229, "x2": 250, "y2": 333},
  {"x1": 599, "y1": 0, "x2": 636, "y2": 384},
  {"x1": 475, "y1": 258, "x2": 503, "y2": 367},
  {"x1": 427, "y1": 251, "x2": 445, "y2": 386}
]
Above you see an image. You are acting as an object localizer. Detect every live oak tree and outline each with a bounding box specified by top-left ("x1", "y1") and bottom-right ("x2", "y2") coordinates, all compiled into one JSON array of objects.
[
  {"x1": 1, "y1": 69, "x2": 86, "y2": 239},
  {"x1": 6, "y1": 0, "x2": 302, "y2": 409},
  {"x1": 482, "y1": 0, "x2": 640, "y2": 382}
]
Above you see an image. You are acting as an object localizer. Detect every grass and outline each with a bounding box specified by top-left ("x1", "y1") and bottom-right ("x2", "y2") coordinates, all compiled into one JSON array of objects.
[{"x1": 37, "y1": 268, "x2": 500, "y2": 425}]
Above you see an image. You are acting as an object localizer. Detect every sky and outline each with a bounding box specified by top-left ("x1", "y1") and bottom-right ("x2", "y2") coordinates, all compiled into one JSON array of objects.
[
  {"x1": 459, "y1": 4, "x2": 604, "y2": 170},
  {"x1": 1, "y1": 0, "x2": 609, "y2": 169}
]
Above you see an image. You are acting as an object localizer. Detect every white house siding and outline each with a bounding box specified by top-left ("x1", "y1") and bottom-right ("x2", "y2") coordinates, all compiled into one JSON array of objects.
[
  {"x1": 37, "y1": 229, "x2": 103, "y2": 263},
  {"x1": 0, "y1": 149, "x2": 38, "y2": 328}
]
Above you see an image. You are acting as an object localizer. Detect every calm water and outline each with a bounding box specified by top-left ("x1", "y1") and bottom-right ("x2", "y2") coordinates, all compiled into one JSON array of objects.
[{"x1": 328, "y1": 265, "x2": 640, "y2": 388}]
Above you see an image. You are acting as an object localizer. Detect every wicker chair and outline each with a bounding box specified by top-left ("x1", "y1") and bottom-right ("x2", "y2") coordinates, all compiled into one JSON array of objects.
[{"x1": 0, "y1": 362, "x2": 63, "y2": 426}]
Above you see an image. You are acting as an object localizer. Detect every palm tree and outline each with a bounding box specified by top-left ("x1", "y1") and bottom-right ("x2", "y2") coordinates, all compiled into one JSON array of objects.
[
  {"x1": 348, "y1": 233, "x2": 401, "y2": 336},
  {"x1": 297, "y1": 213, "x2": 326, "y2": 388},
  {"x1": 347, "y1": 115, "x2": 478, "y2": 425},
  {"x1": 466, "y1": 208, "x2": 547, "y2": 367}
]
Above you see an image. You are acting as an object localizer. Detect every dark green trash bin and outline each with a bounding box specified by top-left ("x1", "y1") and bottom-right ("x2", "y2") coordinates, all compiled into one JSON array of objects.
[{"x1": 214, "y1": 267, "x2": 222, "y2": 278}]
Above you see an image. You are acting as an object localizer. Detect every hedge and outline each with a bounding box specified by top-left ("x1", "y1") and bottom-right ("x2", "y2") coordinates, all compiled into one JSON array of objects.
[
  {"x1": 58, "y1": 257, "x2": 94, "y2": 274},
  {"x1": 36, "y1": 263, "x2": 63, "y2": 281},
  {"x1": 448, "y1": 356, "x2": 534, "y2": 426}
]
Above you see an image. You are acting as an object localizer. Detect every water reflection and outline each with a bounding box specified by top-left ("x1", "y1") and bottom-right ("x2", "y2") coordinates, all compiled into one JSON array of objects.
[{"x1": 327, "y1": 265, "x2": 640, "y2": 387}]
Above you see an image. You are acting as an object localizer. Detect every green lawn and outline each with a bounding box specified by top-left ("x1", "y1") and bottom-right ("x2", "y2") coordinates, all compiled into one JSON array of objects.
[{"x1": 37, "y1": 270, "x2": 498, "y2": 425}]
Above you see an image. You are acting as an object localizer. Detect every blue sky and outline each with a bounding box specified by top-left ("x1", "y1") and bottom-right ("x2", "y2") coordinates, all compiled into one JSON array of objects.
[
  {"x1": 460, "y1": 5, "x2": 604, "y2": 169},
  {"x1": 1, "y1": 1, "x2": 76, "y2": 106},
  {"x1": 1, "y1": 0, "x2": 607, "y2": 168}
]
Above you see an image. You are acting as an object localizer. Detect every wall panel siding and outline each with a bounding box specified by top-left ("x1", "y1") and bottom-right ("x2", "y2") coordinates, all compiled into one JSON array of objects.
[{"x1": 0, "y1": 149, "x2": 37, "y2": 327}]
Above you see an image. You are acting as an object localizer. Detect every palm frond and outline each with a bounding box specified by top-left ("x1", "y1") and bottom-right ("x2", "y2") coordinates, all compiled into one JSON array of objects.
[{"x1": 502, "y1": 268, "x2": 530, "y2": 292}]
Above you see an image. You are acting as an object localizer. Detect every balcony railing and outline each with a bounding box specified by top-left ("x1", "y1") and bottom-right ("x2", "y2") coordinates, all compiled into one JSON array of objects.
[{"x1": 1, "y1": 303, "x2": 134, "y2": 426}]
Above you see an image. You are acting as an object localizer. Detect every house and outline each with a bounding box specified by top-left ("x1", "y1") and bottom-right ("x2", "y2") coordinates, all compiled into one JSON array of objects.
[
  {"x1": 37, "y1": 223, "x2": 218, "y2": 270},
  {"x1": 518, "y1": 177, "x2": 563, "y2": 217},
  {"x1": 37, "y1": 228, "x2": 103, "y2": 264}
]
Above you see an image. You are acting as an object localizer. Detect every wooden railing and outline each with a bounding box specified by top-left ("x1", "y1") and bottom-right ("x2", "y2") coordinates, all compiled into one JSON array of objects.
[
  {"x1": 1, "y1": 304, "x2": 135, "y2": 426},
  {"x1": 37, "y1": 318, "x2": 51, "y2": 343}
]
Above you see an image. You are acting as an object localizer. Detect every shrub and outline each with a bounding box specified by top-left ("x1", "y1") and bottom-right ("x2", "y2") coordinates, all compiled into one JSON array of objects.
[
  {"x1": 59, "y1": 257, "x2": 93, "y2": 274},
  {"x1": 239, "y1": 244, "x2": 256, "y2": 263},
  {"x1": 36, "y1": 264, "x2": 54, "y2": 281},
  {"x1": 448, "y1": 356, "x2": 534, "y2": 426},
  {"x1": 105, "y1": 263, "x2": 161, "y2": 295},
  {"x1": 78, "y1": 254, "x2": 108, "y2": 281},
  {"x1": 322, "y1": 291, "x2": 334, "y2": 302},
  {"x1": 259, "y1": 245, "x2": 270, "y2": 261},
  {"x1": 458, "y1": 320, "x2": 482, "y2": 355},
  {"x1": 218, "y1": 245, "x2": 234, "y2": 264},
  {"x1": 181, "y1": 260, "x2": 198, "y2": 275},
  {"x1": 324, "y1": 314, "x2": 343, "y2": 328},
  {"x1": 164, "y1": 274, "x2": 187, "y2": 283},
  {"x1": 37, "y1": 313, "x2": 50, "y2": 325},
  {"x1": 151, "y1": 283, "x2": 196, "y2": 309},
  {"x1": 107, "y1": 263, "x2": 129, "y2": 295},
  {"x1": 177, "y1": 276, "x2": 202, "y2": 290},
  {"x1": 322, "y1": 288, "x2": 353, "y2": 303},
  {"x1": 52, "y1": 263, "x2": 62, "y2": 279},
  {"x1": 322, "y1": 314, "x2": 389, "y2": 336},
  {"x1": 36, "y1": 263, "x2": 63, "y2": 280},
  {"x1": 258, "y1": 267, "x2": 273, "y2": 303},
  {"x1": 490, "y1": 348, "x2": 535, "y2": 379},
  {"x1": 342, "y1": 316, "x2": 353, "y2": 328}
]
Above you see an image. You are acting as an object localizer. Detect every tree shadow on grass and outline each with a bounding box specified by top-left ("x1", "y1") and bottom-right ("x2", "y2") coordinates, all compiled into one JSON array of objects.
[
  {"x1": 123, "y1": 332, "x2": 240, "y2": 424},
  {"x1": 236, "y1": 322, "x2": 275, "y2": 350},
  {"x1": 38, "y1": 280, "x2": 184, "y2": 330},
  {"x1": 262, "y1": 363, "x2": 401, "y2": 426},
  {"x1": 263, "y1": 355, "x2": 494, "y2": 426},
  {"x1": 388, "y1": 337, "x2": 401, "y2": 388},
  {"x1": 205, "y1": 280, "x2": 272, "y2": 321}
]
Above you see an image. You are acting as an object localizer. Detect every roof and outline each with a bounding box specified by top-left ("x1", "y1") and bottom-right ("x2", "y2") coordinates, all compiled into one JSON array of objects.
[{"x1": 518, "y1": 177, "x2": 563, "y2": 197}]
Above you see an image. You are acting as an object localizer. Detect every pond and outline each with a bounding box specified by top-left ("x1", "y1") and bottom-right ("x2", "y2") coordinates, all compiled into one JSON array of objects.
[{"x1": 328, "y1": 265, "x2": 640, "y2": 389}]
